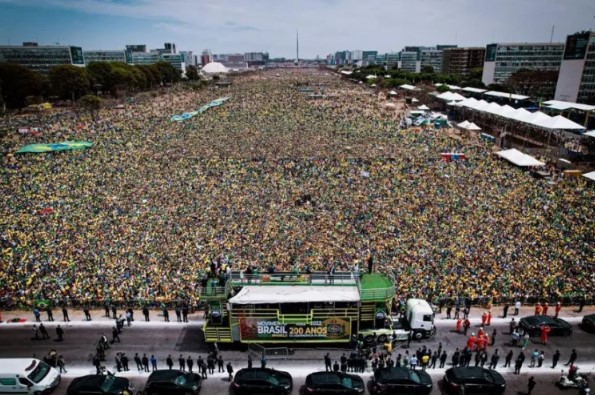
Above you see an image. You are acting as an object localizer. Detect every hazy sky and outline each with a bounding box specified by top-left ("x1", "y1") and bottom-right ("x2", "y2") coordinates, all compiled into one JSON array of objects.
[{"x1": 1, "y1": 0, "x2": 594, "y2": 58}]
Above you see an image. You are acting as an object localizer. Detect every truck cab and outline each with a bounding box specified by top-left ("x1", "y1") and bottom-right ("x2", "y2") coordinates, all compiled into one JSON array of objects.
[
  {"x1": 0, "y1": 358, "x2": 61, "y2": 395},
  {"x1": 401, "y1": 299, "x2": 436, "y2": 340}
]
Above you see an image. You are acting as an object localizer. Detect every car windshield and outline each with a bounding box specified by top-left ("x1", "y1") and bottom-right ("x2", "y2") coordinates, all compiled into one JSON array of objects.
[
  {"x1": 100, "y1": 375, "x2": 116, "y2": 392},
  {"x1": 174, "y1": 375, "x2": 188, "y2": 386},
  {"x1": 340, "y1": 376, "x2": 353, "y2": 388},
  {"x1": 409, "y1": 371, "x2": 422, "y2": 384},
  {"x1": 26, "y1": 361, "x2": 50, "y2": 383},
  {"x1": 482, "y1": 371, "x2": 494, "y2": 383}
]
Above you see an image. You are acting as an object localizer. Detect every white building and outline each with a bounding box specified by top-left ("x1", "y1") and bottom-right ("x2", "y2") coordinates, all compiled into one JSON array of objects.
[{"x1": 555, "y1": 31, "x2": 595, "y2": 104}]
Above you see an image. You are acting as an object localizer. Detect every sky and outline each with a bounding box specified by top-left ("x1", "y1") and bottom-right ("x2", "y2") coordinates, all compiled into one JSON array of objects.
[{"x1": 0, "y1": 0, "x2": 594, "y2": 59}]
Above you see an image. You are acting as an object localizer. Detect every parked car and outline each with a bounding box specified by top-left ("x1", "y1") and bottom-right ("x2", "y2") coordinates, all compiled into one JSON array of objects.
[
  {"x1": 231, "y1": 368, "x2": 292, "y2": 395},
  {"x1": 443, "y1": 367, "x2": 506, "y2": 395},
  {"x1": 145, "y1": 370, "x2": 201, "y2": 395},
  {"x1": 371, "y1": 367, "x2": 432, "y2": 394},
  {"x1": 66, "y1": 374, "x2": 132, "y2": 395},
  {"x1": 581, "y1": 314, "x2": 595, "y2": 332},
  {"x1": 519, "y1": 315, "x2": 573, "y2": 336},
  {"x1": 305, "y1": 371, "x2": 364, "y2": 394}
]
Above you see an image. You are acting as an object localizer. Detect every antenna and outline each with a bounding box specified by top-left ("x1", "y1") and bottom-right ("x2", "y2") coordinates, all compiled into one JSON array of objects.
[
  {"x1": 550, "y1": 25, "x2": 555, "y2": 43},
  {"x1": 296, "y1": 28, "x2": 299, "y2": 64}
]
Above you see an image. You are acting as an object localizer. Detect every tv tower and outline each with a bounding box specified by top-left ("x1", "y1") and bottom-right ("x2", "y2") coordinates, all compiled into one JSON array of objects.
[{"x1": 295, "y1": 28, "x2": 299, "y2": 65}]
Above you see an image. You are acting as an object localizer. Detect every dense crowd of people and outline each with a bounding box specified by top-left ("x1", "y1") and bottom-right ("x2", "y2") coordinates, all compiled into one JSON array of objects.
[{"x1": 0, "y1": 69, "x2": 593, "y2": 308}]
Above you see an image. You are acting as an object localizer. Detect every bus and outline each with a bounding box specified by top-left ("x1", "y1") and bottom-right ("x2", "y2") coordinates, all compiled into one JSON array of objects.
[{"x1": 200, "y1": 271, "x2": 399, "y2": 346}]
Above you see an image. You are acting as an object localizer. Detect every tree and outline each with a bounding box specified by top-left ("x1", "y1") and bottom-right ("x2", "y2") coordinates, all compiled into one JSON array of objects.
[
  {"x1": 49, "y1": 65, "x2": 90, "y2": 100},
  {"x1": 437, "y1": 84, "x2": 450, "y2": 93},
  {"x1": 79, "y1": 94, "x2": 102, "y2": 118},
  {"x1": 421, "y1": 65, "x2": 434, "y2": 74},
  {"x1": 186, "y1": 65, "x2": 200, "y2": 81},
  {"x1": 0, "y1": 63, "x2": 44, "y2": 108}
]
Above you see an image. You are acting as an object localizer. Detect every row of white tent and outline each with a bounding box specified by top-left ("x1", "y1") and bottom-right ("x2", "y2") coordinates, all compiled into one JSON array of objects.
[
  {"x1": 448, "y1": 97, "x2": 586, "y2": 131},
  {"x1": 495, "y1": 150, "x2": 595, "y2": 182}
]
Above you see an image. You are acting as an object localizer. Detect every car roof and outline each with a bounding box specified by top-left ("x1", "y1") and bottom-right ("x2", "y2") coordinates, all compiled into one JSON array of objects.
[
  {"x1": 376, "y1": 367, "x2": 411, "y2": 380},
  {"x1": 307, "y1": 371, "x2": 362, "y2": 385},
  {"x1": 448, "y1": 367, "x2": 489, "y2": 379},
  {"x1": 235, "y1": 368, "x2": 291, "y2": 379},
  {"x1": 147, "y1": 370, "x2": 188, "y2": 382}
]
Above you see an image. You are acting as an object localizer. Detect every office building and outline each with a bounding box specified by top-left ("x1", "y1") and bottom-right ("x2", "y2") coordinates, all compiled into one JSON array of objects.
[
  {"x1": 126, "y1": 51, "x2": 161, "y2": 65},
  {"x1": 482, "y1": 42, "x2": 565, "y2": 85},
  {"x1": 201, "y1": 49, "x2": 213, "y2": 66},
  {"x1": 351, "y1": 50, "x2": 363, "y2": 63},
  {"x1": 385, "y1": 53, "x2": 399, "y2": 68},
  {"x1": 161, "y1": 53, "x2": 185, "y2": 73},
  {"x1": 400, "y1": 51, "x2": 420, "y2": 73},
  {"x1": 126, "y1": 45, "x2": 147, "y2": 53},
  {"x1": 555, "y1": 31, "x2": 595, "y2": 104},
  {"x1": 0, "y1": 43, "x2": 85, "y2": 74},
  {"x1": 83, "y1": 50, "x2": 127, "y2": 65},
  {"x1": 362, "y1": 50, "x2": 378, "y2": 66},
  {"x1": 164, "y1": 43, "x2": 176, "y2": 54},
  {"x1": 441, "y1": 47, "x2": 486, "y2": 76},
  {"x1": 420, "y1": 49, "x2": 443, "y2": 72},
  {"x1": 179, "y1": 51, "x2": 195, "y2": 67}
]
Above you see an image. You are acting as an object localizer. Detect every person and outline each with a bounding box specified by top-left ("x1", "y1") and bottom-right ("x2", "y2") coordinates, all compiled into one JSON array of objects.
[
  {"x1": 324, "y1": 353, "x2": 332, "y2": 371},
  {"x1": 514, "y1": 352, "x2": 525, "y2": 374},
  {"x1": 261, "y1": 356, "x2": 267, "y2": 369},
  {"x1": 490, "y1": 328, "x2": 497, "y2": 346},
  {"x1": 83, "y1": 308, "x2": 92, "y2": 321},
  {"x1": 61, "y1": 306, "x2": 70, "y2": 322},
  {"x1": 56, "y1": 325, "x2": 64, "y2": 341},
  {"x1": 111, "y1": 327, "x2": 120, "y2": 343},
  {"x1": 514, "y1": 300, "x2": 521, "y2": 316},
  {"x1": 409, "y1": 355, "x2": 418, "y2": 370},
  {"x1": 39, "y1": 323, "x2": 50, "y2": 339},
  {"x1": 552, "y1": 350, "x2": 560, "y2": 369},
  {"x1": 166, "y1": 354, "x2": 173, "y2": 370},
  {"x1": 121, "y1": 353, "x2": 129, "y2": 371},
  {"x1": 504, "y1": 350, "x2": 513, "y2": 368},
  {"x1": 489, "y1": 349, "x2": 499, "y2": 369},
  {"x1": 134, "y1": 353, "x2": 142, "y2": 371},
  {"x1": 333, "y1": 360, "x2": 339, "y2": 372},
  {"x1": 178, "y1": 354, "x2": 186, "y2": 371},
  {"x1": 226, "y1": 361, "x2": 234, "y2": 380},
  {"x1": 142, "y1": 354, "x2": 149, "y2": 372},
  {"x1": 554, "y1": 302, "x2": 562, "y2": 318},
  {"x1": 421, "y1": 353, "x2": 430, "y2": 370},
  {"x1": 175, "y1": 306, "x2": 182, "y2": 322},
  {"x1": 143, "y1": 306, "x2": 150, "y2": 322},
  {"x1": 530, "y1": 349, "x2": 539, "y2": 367},
  {"x1": 487, "y1": 311, "x2": 492, "y2": 326},
  {"x1": 542, "y1": 303, "x2": 549, "y2": 316},
  {"x1": 150, "y1": 355, "x2": 157, "y2": 371},
  {"x1": 502, "y1": 303, "x2": 509, "y2": 318},
  {"x1": 32, "y1": 325, "x2": 39, "y2": 340},
  {"x1": 521, "y1": 333, "x2": 530, "y2": 350},
  {"x1": 199, "y1": 356, "x2": 207, "y2": 379},
  {"x1": 446, "y1": 304, "x2": 452, "y2": 319},
  {"x1": 57, "y1": 355, "x2": 67, "y2": 373},
  {"x1": 111, "y1": 304, "x2": 117, "y2": 320},
  {"x1": 217, "y1": 355, "x2": 224, "y2": 373},
  {"x1": 187, "y1": 356, "x2": 194, "y2": 373},
  {"x1": 46, "y1": 307, "x2": 54, "y2": 321},
  {"x1": 481, "y1": 311, "x2": 487, "y2": 326},
  {"x1": 463, "y1": 319, "x2": 470, "y2": 336},
  {"x1": 163, "y1": 307, "x2": 169, "y2": 322},
  {"x1": 125, "y1": 310, "x2": 132, "y2": 327},
  {"x1": 247, "y1": 355, "x2": 253, "y2": 369},
  {"x1": 467, "y1": 333, "x2": 476, "y2": 351},
  {"x1": 33, "y1": 308, "x2": 41, "y2": 323},
  {"x1": 93, "y1": 354, "x2": 102, "y2": 375},
  {"x1": 537, "y1": 351, "x2": 544, "y2": 368},
  {"x1": 451, "y1": 349, "x2": 460, "y2": 367},
  {"x1": 182, "y1": 305, "x2": 189, "y2": 323},
  {"x1": 540, "y1": 325, "x2": 551, "y2": 345},
  {"x1": 527, "y1": 376, "x2": 536, "y2": 395},
  {"x1": 565, "y1": 349, "x2": 577, "y2": 366},
  {"x1": 115, "y1": 354, "x2": 123, "y2": 372},
  {"x1": 578, "y1": 298, "x2": 585, "y2": 313},
  {"x1": 456, "y1": 318, "x2": 462, "y2": 333},
  {"x1": 429, "y1": 352, "x2": 438, "y2": 369},
  {"x1": 439, "y1": 351, "x2": 447, "y2": 368}
]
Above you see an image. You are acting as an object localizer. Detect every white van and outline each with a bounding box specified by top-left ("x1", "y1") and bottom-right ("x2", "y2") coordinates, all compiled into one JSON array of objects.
[{"x1": 0, "y1": 358, "x2": 61, "y2": 394}]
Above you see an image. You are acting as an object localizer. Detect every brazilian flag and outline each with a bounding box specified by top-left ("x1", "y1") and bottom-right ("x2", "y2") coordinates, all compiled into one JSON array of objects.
[
  {"x1": 17, "y1": 141, "x2": 93, "y2": 154},
  {"x1": 34, "y1": 299, "x2": 50, "y2": 310}
]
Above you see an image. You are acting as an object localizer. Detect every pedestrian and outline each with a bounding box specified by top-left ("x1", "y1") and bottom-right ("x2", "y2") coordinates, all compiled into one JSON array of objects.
[
  {"x1": 261, "y1": 355, "x2": 267, "y2": 369},
  {"x1": 456, "y1": 318, "x2": 462, "y2": 333},
  {"x1": 430, "y1": 352, "x2": 438, "y2": 369},
  {"x1": 150, "y1": 355, "x2": 157, "y2": 371},
  {"x1": 409, "y1": 355, "x2": 418, "y2": 370},
  {"x1": 446, "y1": 304, "x2": 452, "y2": 319},
  {"x1": 554, "y1": 302, "x2": 561, "y2": 318},
  {"x1": 439, "y1": 351, "x2": 447, "y2": 368},
  {"x1": 56, "y1": 325, "x2": 64, "y2": 341},
  {"x1": 134, "y1": 353, "x2": 142, "y2": 371},
  {"x1": 115, "y1": 353, "x2": 123, "y2": 372},
  {"x1": 454, "y1": 304, "x2": 461, "y2": 320},
  {"x1": 62, "y1": 306, "x2": 70, "y2": 322},
  {"x1": 324, "y1": 353, "x2": 331, "y2": 371},
  {"x1": 490, "y1": 329, "x2": 497, "y2": 346},
  {"x1": 142, "y1": 354, "x2": 149, "y2": 372},
  {"x1": 104, "y1": 302, "x2": 110, "y2": 317},
  {"x1": 504, "y1": 350, "x2": 513, "y2": 368},
  {"x1": 199, "y1": 357, "x2": 207, "y2": 379},
  {"x1": 111, "y1": 327, "x2": 120, "y2": 343},
  {"x1": 39, "y1": 323, "x2": 50, "y2": 339},
  {"x1": 565, "y1": 349, "x2": 577, "y2": 366},
  {"x1": 111, "y1": 304, "x2": 117, "y2": 319},
  {"x1": 527, "y1": 376, "x2": 536, "y2": 395},
  {"x1": 421, "y1": 353, "x2": 430, "y2": 371},
  {"x1": 552, "y1": 350, "x2": 560, "y2": 369},
  {"x1": 514, "y1": 300, "x2": 521, "y2": 316},
  {"x1": 542, "y1": 303, "x2": 549, "y2": 316},
  {"x1": 179, "y1": 354, "x2": 186, "y2": 371},
  {"x1": 502, "y1": 303, "x2": 509, "y2": 318},
  {"x1": 578, "y1": 298, "x2": 585, "y2": 313},
  {"x1": 33, "y1": 308, "x2": 41, "y2": 322},
  {"x1": 125, "y1": 310, "x2": 132, "y2": 327},
  {"x1": 514, "y1": 351, "x2": 525, "y2": 375},
  {"x1": 143, "y1": 306, "x2": 150, "y2": 322},
  {"x1": 175, "y1": 306, "x2": 182, "y2": 322},
  {"x1": 217, "y1": 355, "x2": 224, "y2": 373},
  {"x1": 487, "y1": 310, "x2": 492, "y2": 326},
  {"x1": 207, "y1": 355, "x2": 215, "y2": 374},
  {"x1": 57, "y1": 355, "x2": 67, "y2": 373},
  {"x1": 182, "y1": 305, "x2": 189, "y2": 323},
  {"x1": 46, "y1": 307, "x2": 54, "y2": 322},
  {"x1": 406, "y1": 331, "x2": 412, "y2": 348},
  {"x1": 333, "y1": 360, "x2": 339, "y2": 372},
  {"x1": 530, "y1": 349, "x2": 539, "y2": 367},
  {"x1": 163, "y1": 307, "x2": 169, "y2": 322},
  {"x1": 463, "y1": 319, "x2": 470, "y2": 336},
  {"x1": 489, "y1": 350, "x2": 499, "y2": 369},
  {"x1": 538, "y1": 351, "x2": 544, "y2": 368},
  {"x1": 83, "y1": 308, "x2": 92, "y2": 321},
  {"x1": 226, "y1": 361, "x2": 234, "y2": 380},
  {"x1": 481, "y1": 311, "x2": 487, "y2": 326},
  {"x1": 166, "y1": 354, "x2": 173, "y2": 370},
  {"x1": 121, "y1": 353, "x2": 129, "y2": 371},
  {"x1": 452, "y1": 349, "x2": 460, "y2": 367},
  {"x1": 93, "y1": 354, "x2": 102, "y2": 375},
  {"x1": 187, "y1": 356, "x2": 194, "y2": 373},
  {"x1": 521, "y1": 333, "x2": 530, "y2": 350},
  {"x1": 540, "y1": 325, "x2": 550, "y2": 345},
  {"x1": 247, "y1": 355, "x2": 253, "y2": 369}
]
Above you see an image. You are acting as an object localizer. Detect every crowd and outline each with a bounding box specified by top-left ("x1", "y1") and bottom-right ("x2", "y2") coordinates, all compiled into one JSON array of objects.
[{"x1": 0, "y1": 69, "x2": 593, "y2": 308}]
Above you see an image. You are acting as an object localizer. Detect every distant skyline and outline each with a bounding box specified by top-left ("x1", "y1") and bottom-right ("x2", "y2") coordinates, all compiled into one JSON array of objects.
[{"x1": 0, "y1": 0, "x2": 594, "y2": 59}]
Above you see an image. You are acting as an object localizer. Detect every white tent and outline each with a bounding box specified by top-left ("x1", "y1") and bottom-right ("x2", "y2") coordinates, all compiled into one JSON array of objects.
[
  {"x1": 457, "y1": 120, "x2": 472, "y2": 129},
  {"x1": 436, "y1": 92, "x2": 455, "y2": 101},
  {"x1": 524, "y1": 111, "x2": 552, "y2": 127},
  {"x1": 418, "y1": 104, "x2": 430, "y2": 111},
  {"x1": 458, "y1": 97, "x2": 479, "y2": 108},
  {"x1": 483, "y1": 102, "x2": 503, "y2": 115},
  {"x1": 496, "y1": 149, "x2": 545, "y2": 167},
  {"x1": 399, "y1": 84, "x2": 417, "y2": 91},
  {"x1": 201, "y1": 62, "x2": 229, "y2": 74},
  {"x1": 542, "y1": 100, "x2": 595, "y2": 112},
  {"x1": 584, "y1": 130, "x2": 595, "y2": 138},
  {"x1": 450, "y1": 93, "x2": 466, "y2": 101},
  {"x1": 472, "y1": 100, "x2": 490, "y2": 111},
  {"x1": 467, "y1": 122, "x2": 482, "y2": 131},
  {"x1": 510, "y1": 108, "x2": 533, "y2": 122},
  {"x1": 366, "y1": 74, "x2": 377, "y2": 79},
  {"x1": 389, "y1": 90, "x2": 398, "y2": 96},
  {"x1": 228, "y1": 285, "x2": 360, "y2": 304},
  {"x1": 446, "y1": 101, "x2": 458, "y2": 106},
  {"x1": 583, "y1": 171, "x2": 595, "y2": 181},
  {"x1": 498, "y1": 105, "x2": 517, "y2": 119},
  {"x1": 535, "y1": 115, "x2": 586, "y2": 130},
  {"x1": 411, "y1": 98, "x2": 420, "y2": 103}
]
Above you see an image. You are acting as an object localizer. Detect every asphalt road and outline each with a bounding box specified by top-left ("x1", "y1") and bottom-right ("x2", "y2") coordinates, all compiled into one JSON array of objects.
[{"x1": 1, "y1": 317, "x2": 594, "y2": 395}]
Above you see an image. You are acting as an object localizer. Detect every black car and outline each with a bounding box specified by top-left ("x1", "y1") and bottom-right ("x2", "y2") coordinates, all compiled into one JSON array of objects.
[
  {"x1": 145, "y1": 370, "x2": 202, "y2": 395},
  {"x1": 231, "y1": 368, "x2": 293, "y2": 395},
  {"x1": 305, "y1": 371, "x2": 364, "y2": 394},
  {"x1": 581, "y1": 314, "x2": 595, "y2": 332},
  {"x1": 443, "y1": 367, "x2": 506, "y2": 395},
  {"x1": 371, "y1": 367, "x2": 433, "y2": 395},
  {"x1": 519, "y1": 315, "x2": 573, "y2": 336},
  {"x1": 67, "y1": 374, "x2": 132, "y2": 395}
]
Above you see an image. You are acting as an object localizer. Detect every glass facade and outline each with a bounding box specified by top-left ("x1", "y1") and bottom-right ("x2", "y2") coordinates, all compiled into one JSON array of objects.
[
  {"x1": 577, "y1": 35, "x2": 595, "y2": 104},
  {"x1": 491, "y1": 43, "x2": 564, "y2": 84},
  {"x1": 83, "y1": 50, "x2": 127, "y2": 65},
  {"x1": 0, "y1": 45, "x2": 82, "y2": 74}
]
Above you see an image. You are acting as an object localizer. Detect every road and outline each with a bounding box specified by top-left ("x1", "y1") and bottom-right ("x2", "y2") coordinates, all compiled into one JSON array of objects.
[{"x1": 1, "y1": 312, "x2": 594, "y2": 395}]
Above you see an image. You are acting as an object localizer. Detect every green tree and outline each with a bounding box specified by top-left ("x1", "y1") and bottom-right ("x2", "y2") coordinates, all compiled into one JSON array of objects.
[
  {"x1": 0, "y1": 63, "x2": 44, "y2": 108},
  {"x1": 421, "y1": 65, "x2": 434, "y2": 74},
  {"x1": 49, "y1": 65, "x2": 90, "y2": 100},
  {"x1": 186, "y1": 65, "x2": 200, "y2": 81},
  {"x1": 79, "y1": 94, "x2": 102, "y2": 118},
  {"x1": 437, "y1": 84, "x2": 450, "y2": 93},
  {"x1": 86, "y1": 61, "x2": 114, "y2": 92}
]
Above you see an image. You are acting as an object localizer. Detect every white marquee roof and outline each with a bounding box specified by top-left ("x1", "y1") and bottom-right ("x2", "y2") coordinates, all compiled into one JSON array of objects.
[
  {"x1": 536, "y1": 115, "x2": 586, "y2": 130},
  {"x1": 228, "y1": 285, "x2": 360, "y2": 304},
  {"x1": 584, "y1": 130, "x2": 595, "y2": 138},
  {"x1": 583, "y1": 171, "x2": 595, "y2": 181},
  {"x1": 399, "y1": 84, "x2": 417, "y2": 91},
  {"x1": 542, "y1": 100, "x2": 595, "y2": 112},
  {"x1": 496, "y1": 149, "x2": 545, "y2": 167},
  {"x1": 484, "y1": 91, "x2": 530, "y2": 101},
  {"x1": 462, "y1": 87, "x2": 487, "y2": 93}
]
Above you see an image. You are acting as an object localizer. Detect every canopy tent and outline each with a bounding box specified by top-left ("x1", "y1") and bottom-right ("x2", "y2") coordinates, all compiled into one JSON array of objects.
[
  {"x1": 228, "y1": 285, "x2": 360, "y2": 304},
  {"x1": 584, "y1": 130, "x2": 595, "y2": 138},
  {"x1": 482, "y1": 102, "x2": 504, "y2": 115},
  {"x1": 399, "y1": 84, "x2": 417, "y2": 91},
  {"x1": 389, "y1": 90, "x2": 398, "y2": 96},
  {"x1": 496, "y1": 149, "x2": 545, "y2": 167},
  {"x1": 436, "y1": 91, "x2": 466, "y2": 101},
  {"x1": 535, "y1": 115, "x2": 586, "y2": 130},
  {"x1": 446, "y1": 101, "x2": 458, "y2": 106},
  {"x1": 524, "y1": 111, "x2": 552, "y2": 127},
  {"x1": 484, "y1": 91, "x2": 529, "y2": 101},
  {"x1": 462, "y1": 87, "x2": 487, "y2": 94},
  {"x1": 467, "y1": 122, "x2": 481, "y2": 131},
  {"x1": 417, "y1": 105, "x2": 430, "y2": 111},
  {"x1": 510, "y1": 108, "x2": 533, "y2": 122},
  {"x1": 340, "y1": 70, "x2": 353, "y2": 75},
  {"x1": 498, "y1": 105, "x2": 518, "y2": 119},
  {"x1": 457, "y1": 120, "x2": 472, "y2": 129},
  {"x1": 456, "y1": 97, "x2": 478, "y2": 107},
  {"x1": 583, "y1": 171, "x2": 595, "y2": 181},
  {"x1": 542, "y1": 100, "x2": 595, "y2": 112}
]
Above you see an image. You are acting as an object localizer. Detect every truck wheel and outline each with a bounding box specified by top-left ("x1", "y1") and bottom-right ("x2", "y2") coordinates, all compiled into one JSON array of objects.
[
  {"x1": 413, "y1": 331, "x2": 424, "y2": 340},
  {"x1": 377, "y1": 334, "x2": 388, "y2": 342},
  {"x1": 364, "y1": 334, "x2": 375, "y2": 344}
]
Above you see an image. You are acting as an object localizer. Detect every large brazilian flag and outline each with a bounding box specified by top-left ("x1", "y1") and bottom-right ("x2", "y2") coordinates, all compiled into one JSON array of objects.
[{"x1": 16, "y1": 141, "x2": 93, "y2": 154}]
